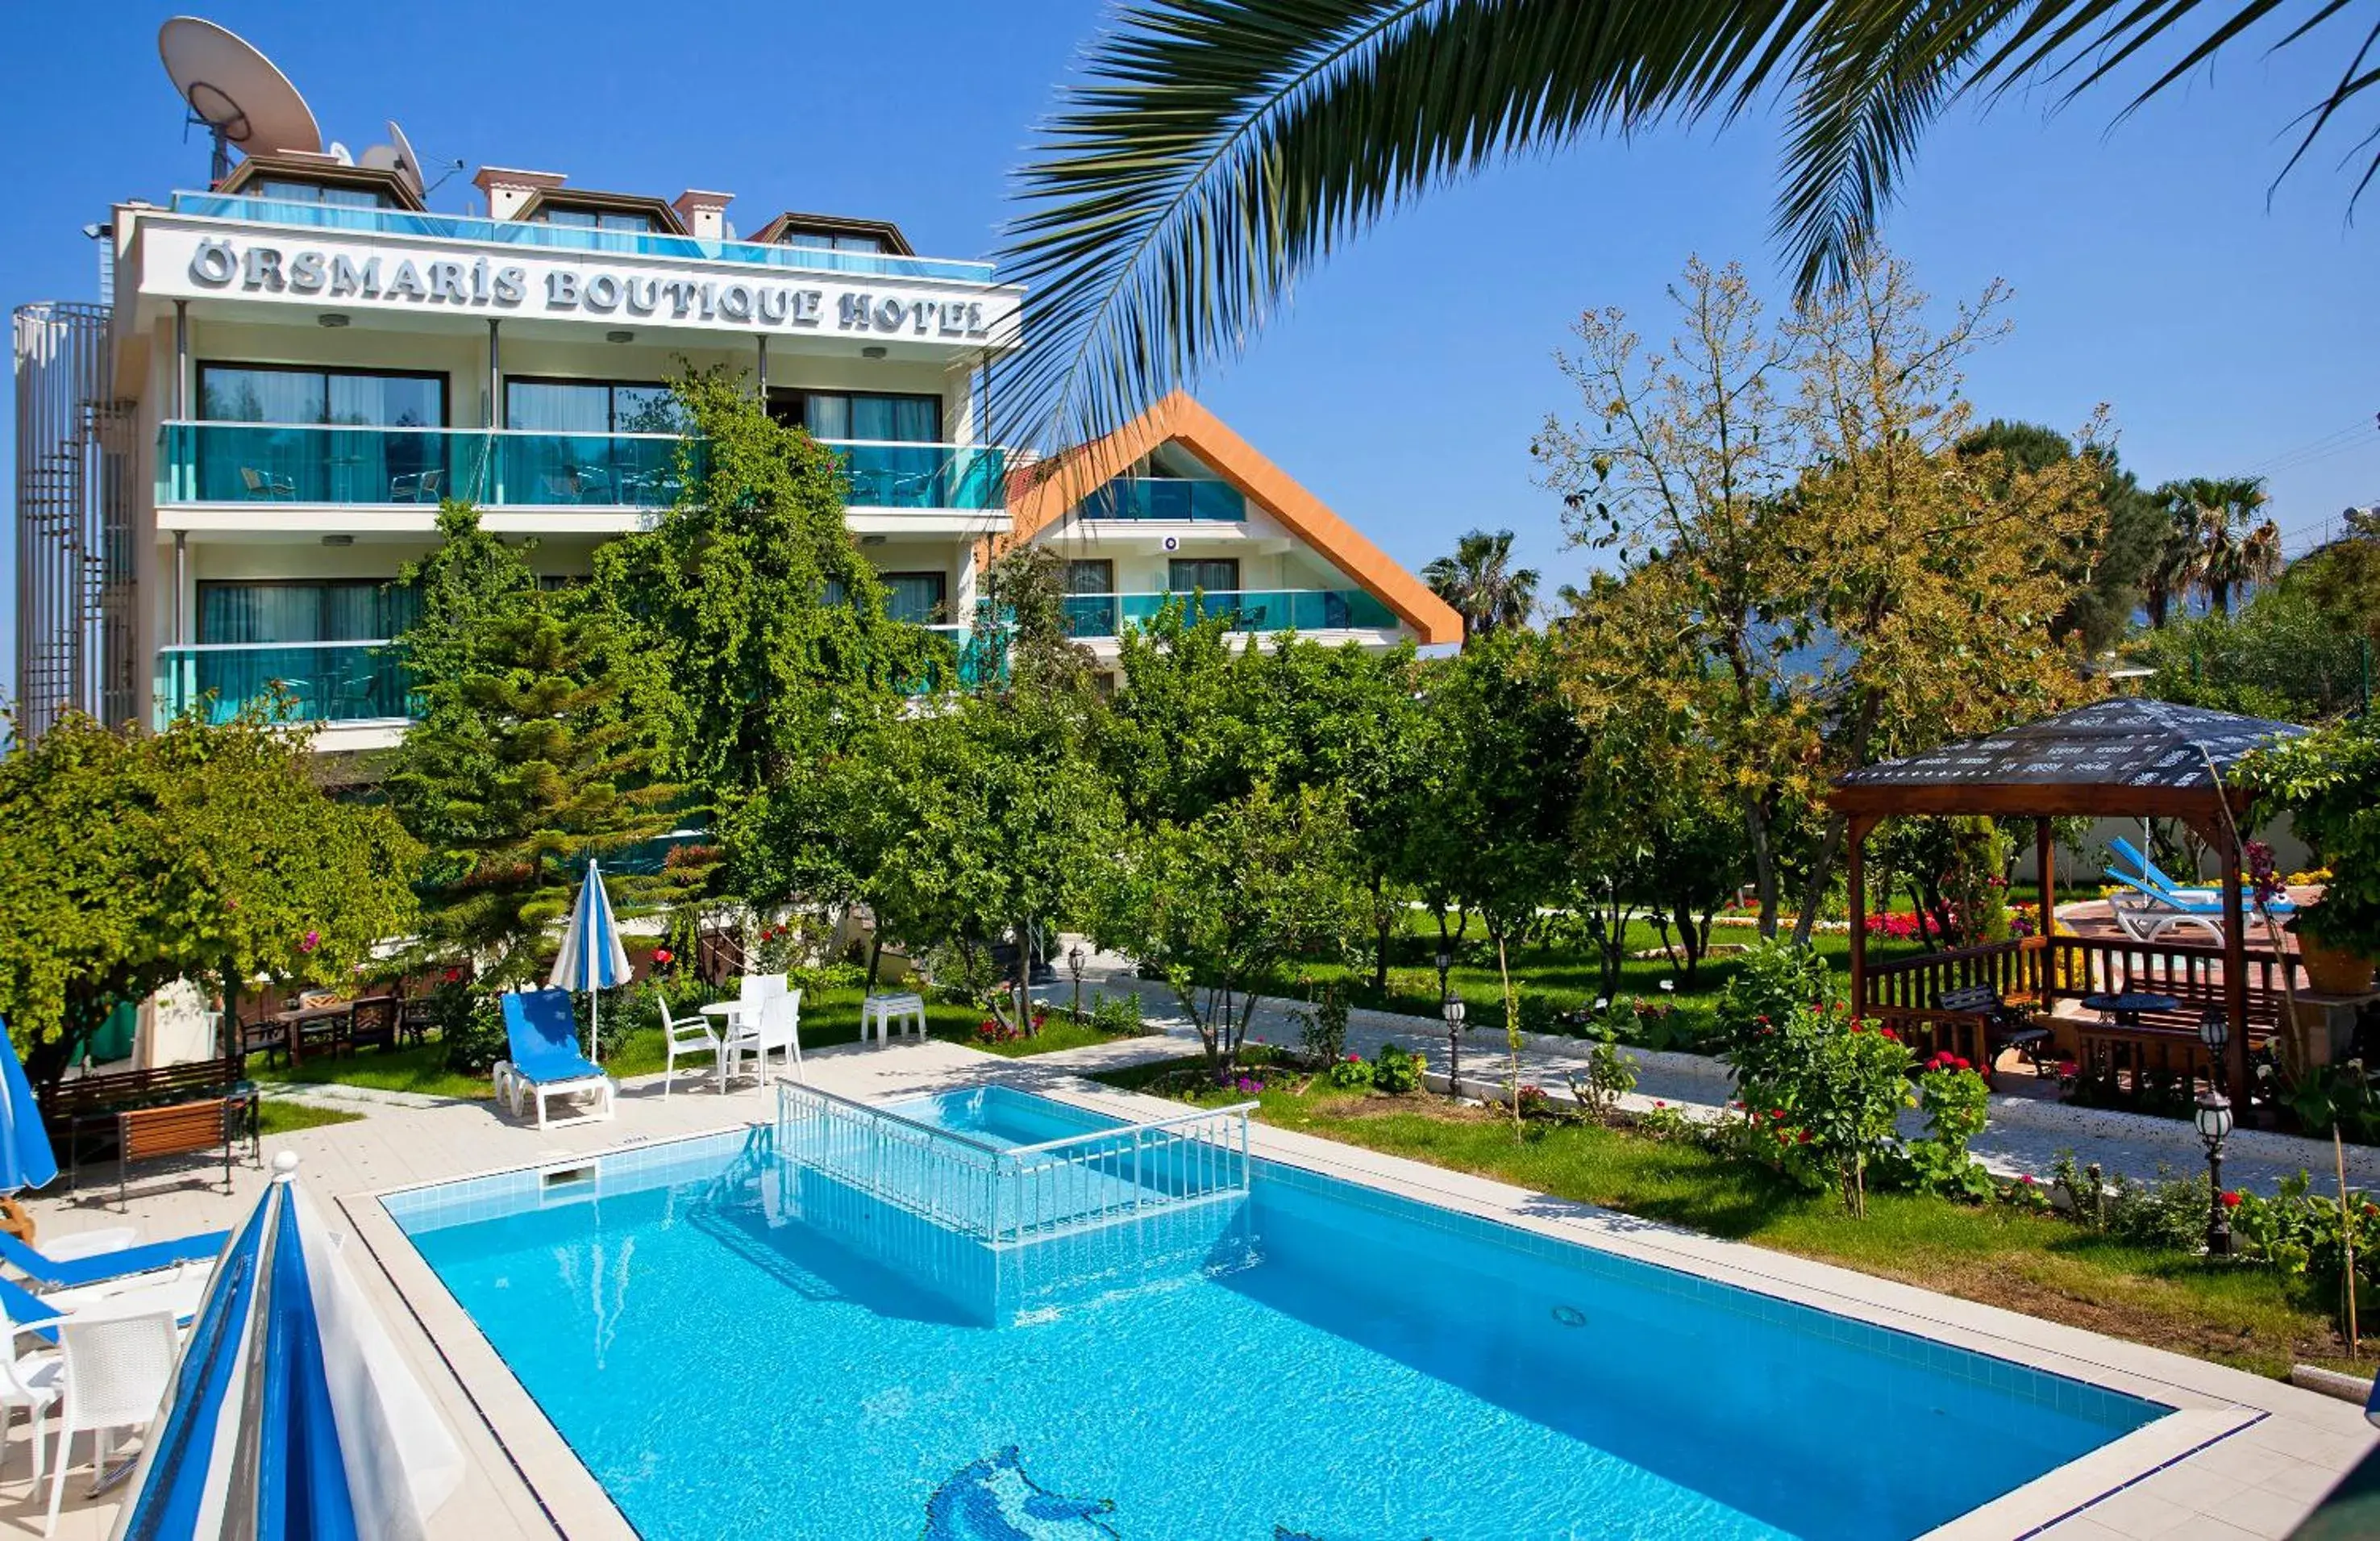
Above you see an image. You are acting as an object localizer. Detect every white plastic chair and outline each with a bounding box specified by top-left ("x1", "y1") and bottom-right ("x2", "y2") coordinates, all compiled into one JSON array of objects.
[
  {"x1": 720, "y1": 989, "x2": 802, "y2": 1091},
  {"x1": 0, "y1": 1303, "x2": 60, "y2": 1489},
  {"x1": 658, "y1": 994, "x2": 719, "y2": 1098},
  {"x1": 47, "y1": 1308, "x2": 178, "y2": 1536},
  {"x1": 739, "y1": 972, "x2": 788, "y2": 1007}
]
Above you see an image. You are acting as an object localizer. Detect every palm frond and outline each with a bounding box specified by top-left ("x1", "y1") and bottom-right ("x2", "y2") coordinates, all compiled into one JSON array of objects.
[{"x1": 995, "y1": 0, "x2": 2380, "y2": 451}]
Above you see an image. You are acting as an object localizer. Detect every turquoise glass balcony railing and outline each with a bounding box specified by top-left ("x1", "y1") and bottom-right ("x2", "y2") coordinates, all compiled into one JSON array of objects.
[
  {"x1": 169, "y1": 194, "x2": 998, "y2": 284},
  {"x1": 898, "y1": 624, "x2": 1007, "y2": 696},
  {"x1": 1076, "y1": 477, "x2": 1246, "y2": 522},
  {"x1": 830, "y1": 442, "x2": 1005, "y2": 510},
  {"x1": 156, "y1": 642, "x2": 415, "y2": 727},
  {"x1": 159, "y1": 424, "x2": 1005, "y2": 512},
  {"x1": 1063, "y1": 589, "x2": 1397, "y2": 639}
]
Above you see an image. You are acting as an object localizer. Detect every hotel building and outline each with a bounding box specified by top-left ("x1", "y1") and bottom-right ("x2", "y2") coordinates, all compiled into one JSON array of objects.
[{"x1": 14, "y1": 153, "x2": 1458, "y2": 753}]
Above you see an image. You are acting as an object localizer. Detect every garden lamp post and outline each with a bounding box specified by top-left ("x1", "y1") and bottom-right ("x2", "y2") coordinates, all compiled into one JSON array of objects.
[
  {"x1": 1433, "y1": 947, "x2": 1453, "y2": 1002},
  {"x1": 1067, "y1": 943, "x2": 1087, "y2": 1023},
  {"x1": 2195, "y1": 1090, "x2": 2235, "y2": 1257},
  {"x1": 1442, "y1": 990, "x2": 1467, "y2": 1101},
  {"x1": 2196, "y1": 1008, "x2": 2230, "y2": 1098}
]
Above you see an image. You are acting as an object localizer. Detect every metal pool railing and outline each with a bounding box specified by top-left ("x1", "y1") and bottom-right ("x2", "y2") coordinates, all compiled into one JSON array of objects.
[{"x1": 772, "y1": 1084, "x2": 1254, "y2": 1246}]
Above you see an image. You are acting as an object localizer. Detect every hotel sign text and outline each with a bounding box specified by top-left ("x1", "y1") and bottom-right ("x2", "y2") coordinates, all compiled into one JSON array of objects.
[{"x1": 169, "y1": 233, "x2": 1001, "y2": 342}]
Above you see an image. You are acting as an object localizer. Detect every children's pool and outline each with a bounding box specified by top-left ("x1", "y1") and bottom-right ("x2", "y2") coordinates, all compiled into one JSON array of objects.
[{"x1": 387, "y1": 1090, "x2": 2165, "y2": 1541}]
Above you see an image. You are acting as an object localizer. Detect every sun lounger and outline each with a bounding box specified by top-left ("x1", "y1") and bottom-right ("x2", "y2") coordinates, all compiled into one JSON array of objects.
[
  {"x1": 493, "y1": 989, "x2": 614, "y2": 1130},
  {"x1": 2108, "y1": 836, "x2": 2294, "y2": 912},
  {"x1": 0, "y1": 1229, "x2": 228, "y2": 1293}
]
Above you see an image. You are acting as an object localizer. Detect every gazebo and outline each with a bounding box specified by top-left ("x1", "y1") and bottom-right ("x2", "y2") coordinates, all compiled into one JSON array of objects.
[{"x1": 1829, "y1": 699, "x2": 2308, "y2": 1099}]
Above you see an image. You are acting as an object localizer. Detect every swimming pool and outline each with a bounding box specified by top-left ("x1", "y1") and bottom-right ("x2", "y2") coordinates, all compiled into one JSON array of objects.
[{"x1": 386, "y1": 1089, "x2": 2168, "y2": 1540}]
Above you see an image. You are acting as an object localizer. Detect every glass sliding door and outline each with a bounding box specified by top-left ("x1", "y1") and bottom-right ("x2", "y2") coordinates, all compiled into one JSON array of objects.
[
  {"x1": 880, "y1": 573, "x2": 949, "y2": 627},
  {"x1": 186, "y1": 580, "x2": 418, "y2": 723},
  {"x1": 502, "y1": 378, "x2": 689, "y2": 505},
  {"x1": 193, "y1": 363, "x2": 447, "y2": 503}
]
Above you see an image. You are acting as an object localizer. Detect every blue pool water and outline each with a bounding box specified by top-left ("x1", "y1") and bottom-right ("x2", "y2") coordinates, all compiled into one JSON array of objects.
[
  {"x1": 391, "y1": 1096, "x2": 2165, "y2": 1541},
  {"x1": 876, "y1": 1085, "x2": 1124, "y2": 1148}
]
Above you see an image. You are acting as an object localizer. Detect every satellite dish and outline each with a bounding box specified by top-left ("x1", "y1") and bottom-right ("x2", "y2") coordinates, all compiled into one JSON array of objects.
[
  {"x1": 358, "y1": 144, "x2": 400, "y2": 172},
  {"x1": 385, "y1": 119, "x2": 425, "y2": 198},
  {"x1": 159, "y1": 17, "x2": 321, "y2": 181},
  {"x1": 327, "y1": 140, "x2": 353, "y2": 166}
]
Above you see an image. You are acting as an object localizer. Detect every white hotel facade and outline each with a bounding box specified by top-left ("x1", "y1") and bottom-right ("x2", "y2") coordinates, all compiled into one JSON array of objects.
[{"x1": 14, "y1": 153, "x2": 1458, "y2": 755}]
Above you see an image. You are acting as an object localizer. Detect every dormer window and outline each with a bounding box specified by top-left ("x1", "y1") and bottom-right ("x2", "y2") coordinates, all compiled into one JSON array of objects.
[
  {"x1": 532, "y1": 204, "x2": 663, "y2": 234},
  {"x1": 250, "y1": 177, "x2": 395, "y2": 210},
  {"x1": 780, "y1": 226, "x2": 885, "y2": 253}
]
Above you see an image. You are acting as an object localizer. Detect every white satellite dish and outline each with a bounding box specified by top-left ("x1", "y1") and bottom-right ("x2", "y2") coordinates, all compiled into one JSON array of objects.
[
  {"x1": 327, "y1": 140, "x2": 353, "y2": 166},
  {"x1": 358, "y1": 144, "x2": 400, "y2": 172},
  {"x1": 386, "y1": 119, "x2": 425, "y2": 198},
  {"x1": 158, "y1": 17, "x2": 321, "y2": 180}
]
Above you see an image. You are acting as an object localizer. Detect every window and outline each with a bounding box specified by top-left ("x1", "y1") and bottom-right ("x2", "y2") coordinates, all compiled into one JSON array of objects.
[
  {"x1": 250, "y1": 177, "x2": 394, "y2": 210},
  {"x1": 1167, "y1": 558, "x2": 1240, "y2": 595},
  {"x1": 780, "y1": 227, "x2": 886, "y2": 253},
  {"x1": 1064, "y1": 560, "x2": 1117, "y2": 639},
  {"x1": 774, "y1": 391, "x2": 939, "y2": 443},
  {"x1": 198, "y1": 364, "x2": 444, "y2": 427},
  {"x1": 880, "y1": 573, "x2": 947, "y2": 626},
  {"x1": 197, "y1": 581, "x2": 418, "y2": 645},
  {"x1": 1066, "y1": 560, "x2": 1113, "y2": 594},
  {"x1": 506, "y1": 380, "x2": 688, "y2": 435},
  {"x1": 531, "y1": 205, "x2": 662, "y2": 233}
]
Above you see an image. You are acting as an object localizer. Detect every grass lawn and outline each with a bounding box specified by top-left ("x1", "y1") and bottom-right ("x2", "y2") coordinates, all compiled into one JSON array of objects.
[
  {"x1": 1096, "y1": 1056, "x2": 2359, "y2": 1381},
  {"x1": 1281, "y1": 909, "x2": 1931, "y2": 1035},
  {"x1": 256, "y1": 1097, "x2": 365, "y2": 1135},
  {"x1": 249, "y1": 986, "x2": 1151, "y2": 1100}
]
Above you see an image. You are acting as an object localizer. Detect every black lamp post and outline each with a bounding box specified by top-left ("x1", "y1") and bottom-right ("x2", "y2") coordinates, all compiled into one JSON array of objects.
[
  {"x1": 1442, "y1": 990, "x2": 1467, "y2": 1101},
  {"x1": 1434, "y1": 947, "x2": 1453, "y2": 1003},
  {"x1": 2195, "y1": 1090, "x2": 2235, "y2": 1257},
  {"x1": 2197, "y1": 1008, "x2": 2229, "y2": 1099},
  {"x1": 1067, "y1": 943, "x2": 1087, "y2": 1022}
]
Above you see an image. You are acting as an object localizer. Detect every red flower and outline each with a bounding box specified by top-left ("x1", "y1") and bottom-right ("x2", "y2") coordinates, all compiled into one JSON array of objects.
[
  {"x1": 1796, "y1": 1130, "x2": 1812, "y2": 1144},
  {"x1": 2220, "y1": 1190, "x2": 2243, "y2": 1209},
  {"x1": 443, "y1": 968, "x2": 462, "y2": 984},
  {"x1": 1880, "y1": 1027, "x2": 1899, "y2": 1042},
  {"x1": 652, "y1": 948, "x2": 673, "y2": 965},
  {"x1": 1849, "y1": 1022, "x2": 1865, "y2": 1035},
  {"x1": 1653, "y1": 1100, "x2": 1666, "y2": 1109},
  {"x1": 1770, "y1": 1108, "x2": 1786, "y2": 1121},
  {"x1": 2020, "y1": 1173, "x2": 2037, "y2": 1185}
]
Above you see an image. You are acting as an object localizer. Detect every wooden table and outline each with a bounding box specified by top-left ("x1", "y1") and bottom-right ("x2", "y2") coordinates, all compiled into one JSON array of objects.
[{"x1": 271, "y1": 1001, "x2": 355, "y2": 1067}]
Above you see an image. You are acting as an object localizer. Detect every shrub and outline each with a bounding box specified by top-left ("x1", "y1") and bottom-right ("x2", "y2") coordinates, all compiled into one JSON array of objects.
[
  {"x1": 438, "y1": 984, "x2": 507, "y2": 1075},
  {"x1": 1566, "y1": 1022, "x2": 1638, "y2": 1115},
  {"x1": 1296, "y1": 988, "x2": 1350, "y2": 1065},
  {"x1": 2052, "y1": 1155, "x2": 2216, "y2": 1253},
  {"x1": 1511, "y1": 988, "x2": 1570, "y2": 1039},
  {"x1": 2230, "y1": 1174, "x2": 2380, "y2": 1297},
  {"x1": 1728, "y1": 1003, "x2": 1912, "y2": 1214},
  {"x1": 1088, "y1": 990, "x2": 1146, "y2": 1037},
  {"x1": 1908, "y1": 1055, "x2": 1995, "y2": 1201},
  {"x1": 1516, "y1": 1083, "x2": 1552, "y2": 1118},
  {"x1": 1325, "y1": 1052, "x2": 1375, "y2": 1090},
  {"x1": 1715, "y1": 939, "x2": 1841, "y2": 1056},
  {"x1": 1371, "y1": 1041, "x2": 1423, "y2": 1094}
]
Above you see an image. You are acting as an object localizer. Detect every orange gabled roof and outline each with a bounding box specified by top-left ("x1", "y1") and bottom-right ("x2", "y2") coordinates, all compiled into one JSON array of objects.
[{"x1": 1003, "y1": 393, "x2": 1463, "y2": 647}]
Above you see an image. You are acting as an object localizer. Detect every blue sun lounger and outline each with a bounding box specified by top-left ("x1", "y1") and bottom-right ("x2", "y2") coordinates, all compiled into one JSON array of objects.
[
  {"x1": 2105, "y1": 837, "x2": 2294, "y2": 944},
  {"x1": 0, "y1": 1228, "x2": 227, "y2": 1292},
  {"x1": 493, "y1": 989, "x2": 614, "y2": 1130}
]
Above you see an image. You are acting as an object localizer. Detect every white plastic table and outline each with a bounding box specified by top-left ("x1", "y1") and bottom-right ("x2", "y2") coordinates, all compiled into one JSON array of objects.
[
  {"x1": 700, "y1": 1000, "x2": 763, "y2": 1091},
  {"x1": 861, "y1": 992, "x2": 928, "y2": 1046}
]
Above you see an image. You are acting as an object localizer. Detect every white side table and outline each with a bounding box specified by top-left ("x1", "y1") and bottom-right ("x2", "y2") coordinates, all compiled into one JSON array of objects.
[{"x1": 861, "y1": 992, "x2": 928, "y2": 1046}]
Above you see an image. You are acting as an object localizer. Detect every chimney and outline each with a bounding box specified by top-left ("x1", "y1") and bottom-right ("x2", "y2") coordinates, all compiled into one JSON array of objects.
[
  {"x1": 672, "y1": 190, "x2": 734, "y2": 239},
  {"x1": 472, "y1": 166, "x2": 568, "y2": 222}
]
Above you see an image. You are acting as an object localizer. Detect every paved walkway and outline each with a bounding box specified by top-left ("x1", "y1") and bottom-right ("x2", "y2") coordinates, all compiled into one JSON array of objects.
[{"x1": 1055, "y1": 956, "x2": 2380, "y2": 1195}]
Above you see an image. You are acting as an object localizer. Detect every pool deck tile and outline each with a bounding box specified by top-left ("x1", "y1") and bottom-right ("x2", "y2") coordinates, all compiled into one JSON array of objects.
[{"x1": 7, "y1": 1033, "x2": 2374, "y2": 1539}]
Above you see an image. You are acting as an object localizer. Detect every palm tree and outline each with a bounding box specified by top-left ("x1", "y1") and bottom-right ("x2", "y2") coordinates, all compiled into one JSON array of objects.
[
  {"x1": 1422, "y1": 530, "x2": 1539, "y2": 643},
  {"x1": 993, "y1": 3, "x2": 2378, "y2": 446},
  {"x1": 2159, "y1": 477, "x2": 2282, "y2": 617}
]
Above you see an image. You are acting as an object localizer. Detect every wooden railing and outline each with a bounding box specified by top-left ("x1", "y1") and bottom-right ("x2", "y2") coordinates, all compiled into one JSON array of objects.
[{"x1": 1862, "y1": 933, "x2": 2287, "y2": 1027}]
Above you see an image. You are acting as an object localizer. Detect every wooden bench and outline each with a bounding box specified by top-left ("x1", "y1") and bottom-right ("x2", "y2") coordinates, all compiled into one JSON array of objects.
[
  {"x1": 41, "y1": 1058, "x2": 257, "y2": 1192},
  {"x1": 1932, "y1": 983, "x2": 2053, "y2": 1081},
  {"x1": 116, "y1": 1098, "x2": 246, "y2": 1204}
]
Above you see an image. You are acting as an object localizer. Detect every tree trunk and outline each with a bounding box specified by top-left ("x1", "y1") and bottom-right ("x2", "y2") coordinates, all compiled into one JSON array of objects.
[
  {"x1": 1792, "y1": 810, "x2": 1848, "y2": 948},
  {"x1": 1742, "y1": 792, "x2": 1780, "y2": 939},
  {"x1": 865, "y1": 933, "x2": 884, "y2": 989},
  {"x1": 1371, "y1": 873, "x2": 1392, "y2": 995}
]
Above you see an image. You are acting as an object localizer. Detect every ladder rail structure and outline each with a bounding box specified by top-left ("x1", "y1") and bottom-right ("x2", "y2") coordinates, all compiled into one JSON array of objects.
[{"x1": 773, "y1": 1082, "x2": 1254, "y2": 1247}]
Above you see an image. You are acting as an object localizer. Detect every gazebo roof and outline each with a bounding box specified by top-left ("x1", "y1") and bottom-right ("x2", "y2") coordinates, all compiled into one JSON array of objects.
[{"x1": 1831, "y1": 699, "x2": 2310, "y2": 819}]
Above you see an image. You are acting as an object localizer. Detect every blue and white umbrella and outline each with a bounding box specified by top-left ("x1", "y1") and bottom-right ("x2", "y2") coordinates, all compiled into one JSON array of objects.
[
  {"x1": 109, "y1": 1152, "x2": 461, "y2": 1540},
  {"x1": 550, "y1": 858, "x2": 633, "y2": 1065},
  {"x1": 0, "y1": 1015, "x2": 58, "y2": 1197}
]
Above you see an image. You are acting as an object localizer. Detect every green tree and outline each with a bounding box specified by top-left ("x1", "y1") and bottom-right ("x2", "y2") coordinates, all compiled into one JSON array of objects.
[
  {"x1": 993, "y1": 0, "x2": 2373, "y2": 442},
  {"x1": 2157, "y1": 476, "x2": 2283, "y2": 618},
  {"x1": 1957, "y1": 420, "x2": 2167, "y2": 652},
  {"x1": 389, "y1": 508, "x2": 706, "y2": 983},
  {"x1": 0, "y1": 707, "x2": 420, "y2": 1080},
  {"x1": 2128, "y1": 585, "x2": 2370, "y2": 723},
  {"x1": 1421, "y1": 529, "x2": 1539, "y2": 644},
  {"x1": 1090, "y1": 780, "x2": 1363, "y2": 1069},
  {"x1": 2293, "y1": 506, "x2": 2380, "y2": 650}
]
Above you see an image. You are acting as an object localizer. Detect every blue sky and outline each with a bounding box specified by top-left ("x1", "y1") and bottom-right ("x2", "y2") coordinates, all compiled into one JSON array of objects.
[{"x1": 5, "y1": 1, "x2": 2374, "y2": 676}]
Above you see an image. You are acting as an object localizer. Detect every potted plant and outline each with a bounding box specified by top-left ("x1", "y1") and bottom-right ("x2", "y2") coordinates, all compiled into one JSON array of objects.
[{"x1": 2243, "y1": 718, "x2": 2380, "y2": 995}]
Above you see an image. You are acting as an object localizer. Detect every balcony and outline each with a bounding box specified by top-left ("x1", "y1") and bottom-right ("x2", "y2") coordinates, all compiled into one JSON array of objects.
[
  {"x1": 157, "y1": 641, "x2": 414, "y2": 727},
  {"x1": 1061, "y1": 589, "x2": 1397, "y2": 639},
  {"x1": 168, "y1": 193, "x2": 997, "y2": 284},
  {"x1": 158, "y1": 424, "x2": 1005, "y2": 512},
  {"x1": 1076, "y1": 477, "x2": 1246, "y2": 523}
]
